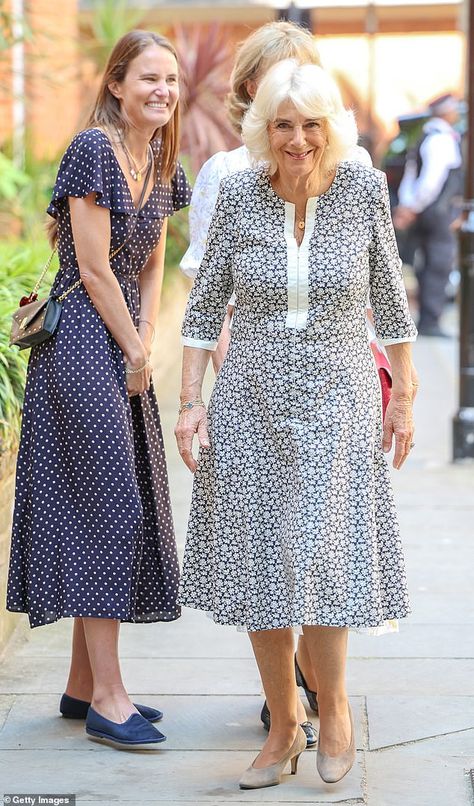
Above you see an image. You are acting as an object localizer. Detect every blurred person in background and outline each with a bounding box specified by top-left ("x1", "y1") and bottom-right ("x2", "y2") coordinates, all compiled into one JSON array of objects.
[{"x1": 393, "y1": 94, "x2": 463, "y2": 338}]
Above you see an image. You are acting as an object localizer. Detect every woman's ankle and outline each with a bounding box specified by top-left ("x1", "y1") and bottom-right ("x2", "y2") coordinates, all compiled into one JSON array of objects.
[
  {"x1": 64, "y1": 675, "x2": 93, "y2": 701},
  {"x1": 317, "y1": 692, "x2": 349, "y2": 717}
]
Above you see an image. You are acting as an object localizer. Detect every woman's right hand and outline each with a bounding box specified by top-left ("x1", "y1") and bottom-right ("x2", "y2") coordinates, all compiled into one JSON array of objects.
[
  {"x1": 175, "y1": 406, "x2": 210, "y2": 472},
  {"x1": 125, "y1": 349, "x2": 152, "y2": 397}
]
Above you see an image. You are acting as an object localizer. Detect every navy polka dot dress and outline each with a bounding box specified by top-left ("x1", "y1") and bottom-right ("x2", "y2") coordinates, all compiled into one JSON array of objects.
[{"x1": 7, "y1": 128, "x2": 191, "y2": 628}]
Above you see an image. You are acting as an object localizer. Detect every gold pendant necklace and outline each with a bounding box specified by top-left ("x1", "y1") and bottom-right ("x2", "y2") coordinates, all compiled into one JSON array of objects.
[
  {"x1": 297, "y1": 219, "x2": 305, "y2": 230},
  {"x1": 116, "y1": 129, "x2": 150, "y2": 181}
]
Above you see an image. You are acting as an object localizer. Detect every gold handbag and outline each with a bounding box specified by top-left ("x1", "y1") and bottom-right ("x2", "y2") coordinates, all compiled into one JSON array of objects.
[{"x1": 9, "y1": 251, "x2": 81, "y2": 350}]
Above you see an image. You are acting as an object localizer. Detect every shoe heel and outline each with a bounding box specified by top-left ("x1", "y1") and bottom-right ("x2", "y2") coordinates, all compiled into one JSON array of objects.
[{"x1": 290, "y1": 751, "x2": 302, "y2": 775}]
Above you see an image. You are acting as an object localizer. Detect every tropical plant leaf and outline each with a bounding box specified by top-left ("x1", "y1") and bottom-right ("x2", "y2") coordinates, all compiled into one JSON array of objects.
[{"x1": 174, "y1": 23, "x2": 240, "y2": 173}]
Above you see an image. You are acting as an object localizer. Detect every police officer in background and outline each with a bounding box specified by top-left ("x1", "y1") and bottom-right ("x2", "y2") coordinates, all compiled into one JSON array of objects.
[{"x1": 393, "y1": 94, "x2": 463, "y2": 337}]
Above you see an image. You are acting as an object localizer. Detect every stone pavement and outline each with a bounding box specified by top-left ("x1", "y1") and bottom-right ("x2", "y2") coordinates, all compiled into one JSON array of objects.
[{"x1": 0, "y1": 292, "x2": 473, "y2": 806}]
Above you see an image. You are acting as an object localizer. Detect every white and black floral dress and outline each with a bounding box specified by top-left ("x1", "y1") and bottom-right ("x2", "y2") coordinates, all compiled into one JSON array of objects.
[{"x1": 179, "y1": 162, "x2": 417, "y2": 633}]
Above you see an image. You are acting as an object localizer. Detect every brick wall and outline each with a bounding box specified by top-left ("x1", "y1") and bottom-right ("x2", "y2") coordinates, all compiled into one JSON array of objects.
[{"x1": 26, "y1": 0, "x2": 81, "y2": 158}]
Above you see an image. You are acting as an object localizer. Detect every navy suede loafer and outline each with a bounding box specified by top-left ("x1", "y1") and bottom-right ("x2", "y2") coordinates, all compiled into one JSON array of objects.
[
  {"x1": 60, "y1": 693, "x2": 163, "y2": 723},
  {"x1": 260, "y1": 700, "x2": 317, "y2": 748},
  {"x1": 85, "y1": 706, "x2": 166, "y2": 750}
]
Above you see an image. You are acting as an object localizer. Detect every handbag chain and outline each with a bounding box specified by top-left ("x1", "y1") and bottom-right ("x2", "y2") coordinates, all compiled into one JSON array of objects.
[{"x1": 35, "y1": 144, "x2": 154, "y2": 305}]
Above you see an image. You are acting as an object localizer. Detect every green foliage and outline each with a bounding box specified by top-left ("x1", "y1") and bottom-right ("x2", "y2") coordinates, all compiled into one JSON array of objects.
[
  {"x1": 0, "y1": 239, "x2": 56, "y2": 453},
  {"x1": 0, "y1": 0, "x2": 31, "y2": 52},
  {"x1": 0, "y1": 152, "x2": 30, "y2": 200},
  {"x1": 18, "y1": 152, "x2": 57, "y2": 234},
  {"x1": 88, "y1": 0, "x2": 145, "y2": 70}
]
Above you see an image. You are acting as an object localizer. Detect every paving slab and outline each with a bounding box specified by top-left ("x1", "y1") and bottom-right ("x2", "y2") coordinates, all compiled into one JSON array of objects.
[
  {"x1": 0, "y1": 658, "x2": 264, "y2": 696},
  {"x1": 348, "y1": 658, "x2": 474, "y2": 696},
  {"x1": 0, "y1": 693, "x2": 14, "y2": 730},
  {"x1": 0, "y1": 749, "x2": 365, "y2": 803},
  {"x1": 366, "y1": 695, "x2": 474, "y2": 749},
  {"x1": 2, "y1": 656, "x2": 474, "y2": 699},
  {"x1": 404, "y1": 594, "x2": 474, "y2": 625},
  {"x1": 348, "y1": 624, "x2": 474, "y2": 659},
  {"x1": 0, "y1": 694, "x2": 364, "y2": 753},
  {"x1": 365, "y1": 729, "x2": 474, "y2": 806},
  {"x1": 9, "y1": 611, "x2": 255, "y2": 661}
]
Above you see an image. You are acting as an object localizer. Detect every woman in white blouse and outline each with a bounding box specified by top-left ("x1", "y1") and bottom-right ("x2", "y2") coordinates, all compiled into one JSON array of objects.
[{"x1": 180, "y1": 20, "x2": 374, "y2": 742}]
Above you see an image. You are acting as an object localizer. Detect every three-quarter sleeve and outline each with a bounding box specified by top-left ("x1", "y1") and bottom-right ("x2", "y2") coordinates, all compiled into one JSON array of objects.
[
  {"x1": 181, "y1": 177, "x2": 237, "y2": 350},
  {"x1": 369, "y1": 172, "x2": 418, "y2": 346}
]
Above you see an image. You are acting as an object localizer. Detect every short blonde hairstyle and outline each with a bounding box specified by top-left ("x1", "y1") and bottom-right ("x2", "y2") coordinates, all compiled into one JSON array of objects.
[
  {"x1": 226, "y1": 21, "x2": 322, "y2": 134},
  {"x1": 242, "y1": 60, "x2": 358, "y2": 176}
]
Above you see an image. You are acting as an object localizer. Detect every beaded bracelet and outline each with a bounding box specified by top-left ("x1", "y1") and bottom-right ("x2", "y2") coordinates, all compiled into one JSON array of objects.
[{"x1": 125, "y1": 359, "x2": 150, "y2": 375}]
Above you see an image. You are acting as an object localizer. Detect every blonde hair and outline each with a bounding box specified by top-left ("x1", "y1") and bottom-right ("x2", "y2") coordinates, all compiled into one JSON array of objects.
[
  {"x1": 226, "y1": 21, "x2": 322, "y2": 134},
  {"x1": 241, "y1": 60, "x2": 358, "y2": 176}
]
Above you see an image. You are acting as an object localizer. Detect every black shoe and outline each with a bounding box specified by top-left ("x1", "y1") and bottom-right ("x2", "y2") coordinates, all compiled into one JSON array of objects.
[
  {"x1": 417, "y1": 324, "x2": 452, "y2": 339},
  {"x1": 260, "y1": 700, "x2": 317, "y2": 748},
  {"x1": 60, "y1": 693, "x2": 163, "y2": 723},
  {"x1": 294, "y1": 655, "x2": 319, "y2": 714}
]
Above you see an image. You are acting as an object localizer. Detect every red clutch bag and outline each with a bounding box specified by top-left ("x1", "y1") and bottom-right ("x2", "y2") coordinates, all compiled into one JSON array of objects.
[{"x1": 370, "y1": 340, "x2": 392, "y2": 420}]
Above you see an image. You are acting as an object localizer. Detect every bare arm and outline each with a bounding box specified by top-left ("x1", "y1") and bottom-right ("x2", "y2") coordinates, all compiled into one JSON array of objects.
[
  {"x1": 383, "y1": 342, "x2": 416, "y2": 469},
  {"x1": 174, "y1": 345, "x2": 211, "y2": 472},
  {"x1": 69, "y1": 193, "x2": 149, "y2": 395},
  {"x1": 138, "y1": 219, "x2": 167, "y2": 355}
]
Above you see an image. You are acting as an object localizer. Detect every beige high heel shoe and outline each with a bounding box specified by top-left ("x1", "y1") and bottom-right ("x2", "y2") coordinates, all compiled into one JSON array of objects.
[
  {"x1": 239, "y1": 725, "x2": 307, "y2": 790},
  {"x1": 317, "y1": 703, "x2": 355, "y2": 784}
]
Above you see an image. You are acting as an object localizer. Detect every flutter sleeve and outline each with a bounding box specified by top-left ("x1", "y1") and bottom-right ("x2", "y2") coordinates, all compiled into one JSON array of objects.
[
  {"x1": 179, "y1": 152, "x2": 229, "y2": 279},
  {"x1": 171, "y1": 161, "x2": 192, "y2": 212},
  {"x1": 369, "y1": 171, "x2": 418, "y2": 346},
  {"x1": 47, "y1": 129, "x2": 119, "y2": 217},
  {"x1": 181, "y1": 176, "x2": 237, "y2": 350}
]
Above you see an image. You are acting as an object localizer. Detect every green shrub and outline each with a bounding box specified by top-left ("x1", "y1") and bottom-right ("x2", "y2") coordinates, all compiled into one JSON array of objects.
[{"x1": 0, "y1": 240, "x2": 56, "y2": 453}]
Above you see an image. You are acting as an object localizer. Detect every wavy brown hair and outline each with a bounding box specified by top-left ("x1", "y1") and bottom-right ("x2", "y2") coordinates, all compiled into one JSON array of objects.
[
  {"x1": 48, "y1": 30, "x2": 180, "y2": 246},
  {"x1": 226, "y1": 21, "x2": 322, "y2": 135}
]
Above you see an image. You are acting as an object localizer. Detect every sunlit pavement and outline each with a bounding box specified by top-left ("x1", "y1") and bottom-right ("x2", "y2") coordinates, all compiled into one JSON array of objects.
[{"x1": 0, "y1": 288, "x2": 473, "y2": 806}]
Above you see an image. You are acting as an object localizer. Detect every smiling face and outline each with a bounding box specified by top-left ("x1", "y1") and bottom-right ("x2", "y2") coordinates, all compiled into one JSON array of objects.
[
  {"x1": 268, "y1": 99, "x2": 327, "y2": 181},
  {"x1": 109, "y1": 43, "x2": 179, "y2": 134}
]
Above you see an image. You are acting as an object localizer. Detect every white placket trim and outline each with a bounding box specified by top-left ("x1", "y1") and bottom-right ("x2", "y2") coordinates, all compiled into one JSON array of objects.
[{"x1": 284, "y1": 198, "x2": 317, "y2": 330}]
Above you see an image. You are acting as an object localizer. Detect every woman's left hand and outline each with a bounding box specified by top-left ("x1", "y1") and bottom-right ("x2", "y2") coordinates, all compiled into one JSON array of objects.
[{"x1": 382, "y1": 393, "x2": 415, "y2": 469}]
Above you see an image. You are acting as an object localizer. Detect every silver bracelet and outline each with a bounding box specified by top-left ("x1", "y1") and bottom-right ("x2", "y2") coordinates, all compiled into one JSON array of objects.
[
  {"x1": 178, "y1": 399, "x2": 206, "y2": 415},
  {"x1": 125, "y1": 359, "x2": 150, "y2": 375}
]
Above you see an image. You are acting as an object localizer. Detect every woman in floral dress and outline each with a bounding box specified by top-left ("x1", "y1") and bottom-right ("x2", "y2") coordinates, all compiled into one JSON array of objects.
[{"x1": 175, "y1": 61, "x2": 417, "y2": 789}]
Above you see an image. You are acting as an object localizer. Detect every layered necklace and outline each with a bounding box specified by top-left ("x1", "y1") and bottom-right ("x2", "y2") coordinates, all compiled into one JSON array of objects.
[{"x1": 116, "y1": 129, "x2": 151, "y2": 181}]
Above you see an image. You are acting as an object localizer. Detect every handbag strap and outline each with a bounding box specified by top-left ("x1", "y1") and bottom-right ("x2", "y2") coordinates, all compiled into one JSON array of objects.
[
  {"x1": 58, "y1": 147, "x2": 154, "y2": 303},
  {"x1": 28, "y1": 144, "x2": 154, "y2": 304}
]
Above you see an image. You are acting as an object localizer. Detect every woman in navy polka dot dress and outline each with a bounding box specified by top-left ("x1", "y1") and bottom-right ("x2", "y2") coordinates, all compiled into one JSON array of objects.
[{"x1": 6, "y1": 31, "x2": 191, "y2": 749}]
